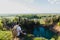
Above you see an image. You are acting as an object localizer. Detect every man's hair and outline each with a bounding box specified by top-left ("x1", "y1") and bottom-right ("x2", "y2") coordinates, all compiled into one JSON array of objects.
[
  {"x1": 16, "y1": 22, "x2": 21, "y2": 26},
  {"x1": 16, "y1": 22, "x2": 19, "y2": 25}
]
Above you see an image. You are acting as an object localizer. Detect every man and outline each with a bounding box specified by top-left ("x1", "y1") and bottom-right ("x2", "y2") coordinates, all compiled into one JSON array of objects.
[{"x1": 12, "y1": 22, "x2": 26, "y2": 40}]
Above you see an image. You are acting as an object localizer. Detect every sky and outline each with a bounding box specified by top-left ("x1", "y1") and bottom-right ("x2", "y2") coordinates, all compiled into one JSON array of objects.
[{"x1": 0, "y1": 0, "x2": 60, "y2": 14}]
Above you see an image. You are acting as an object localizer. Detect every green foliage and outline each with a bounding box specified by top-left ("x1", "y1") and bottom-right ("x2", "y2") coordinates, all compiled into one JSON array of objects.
[
  {"x1": 0, "y1": 31, "x2": 12, "y2": 40},
  {"x1": 0, "y1": 20, "x2": 3, "y2": 30},
  {"x1": 57, "y1": 22, "x2": 60, "y2": 26},
  {"x1": 34, "y1": 37, "x2": 47, "y2": 40},
  {"x1": 0, "y1": 14, "x2": 60, "y2": 40}
]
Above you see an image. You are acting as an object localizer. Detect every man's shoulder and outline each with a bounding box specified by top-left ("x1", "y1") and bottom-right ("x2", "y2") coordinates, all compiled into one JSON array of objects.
[
  {"x1": 17, "y1": 25, "x2": 21, "y2": 28},
  {"x1": 14, "y1": 25, "x2": 19, "y2": 27},
  {"x1": 15, "y1": 25, "x2": 19, "y2": 26},
  {"x1": 17, "y1": 26, "x2": 21, "y2": 30}
]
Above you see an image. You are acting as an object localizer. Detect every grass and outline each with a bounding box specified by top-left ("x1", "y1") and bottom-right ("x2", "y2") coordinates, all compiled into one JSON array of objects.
[
  {"x1": 33, "y1": 37, "x2": 47, "y2": 40},
  {"x1": 0, "y1": 31, "x2": 12, "y2": 40},
  {"x1": 0, "y1": 31, "x2": 60, "y2": 40}
]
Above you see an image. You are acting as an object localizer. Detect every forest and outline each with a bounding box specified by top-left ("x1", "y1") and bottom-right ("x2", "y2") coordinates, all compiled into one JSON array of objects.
[{"x1": 0, "y1": 14, "x2": 60, "y2": 40}]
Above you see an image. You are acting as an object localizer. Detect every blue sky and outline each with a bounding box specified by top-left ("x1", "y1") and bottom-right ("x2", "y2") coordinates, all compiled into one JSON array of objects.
[{"x1": 0, "y1": 0, "x2": 60, "y2": 14}]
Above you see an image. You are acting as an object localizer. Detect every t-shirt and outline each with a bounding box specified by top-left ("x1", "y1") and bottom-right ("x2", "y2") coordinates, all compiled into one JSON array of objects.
[{"x1": 16, "y1": 25, "x2": 21, "y2": 36}]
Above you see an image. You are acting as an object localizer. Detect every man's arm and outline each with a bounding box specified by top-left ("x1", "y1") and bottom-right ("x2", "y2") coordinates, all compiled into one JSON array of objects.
[
  {"x1": 18, "y1": 26, "x2": 26, "y2": 35},
  {"x1": 19, "y1": 30, "x2": 26, "y2": 35}
]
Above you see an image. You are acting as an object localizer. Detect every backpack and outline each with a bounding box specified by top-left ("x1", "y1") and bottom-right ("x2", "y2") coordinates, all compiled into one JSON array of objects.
[{"x1": 12, "y1": 25, "x2": 18, "y2": 38}]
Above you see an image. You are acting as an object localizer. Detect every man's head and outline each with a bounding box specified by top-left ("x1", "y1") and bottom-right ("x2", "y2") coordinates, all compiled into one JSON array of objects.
[
  {"x1": 16, "y1": 22, "x2": 21, "y2": 26},
  {"x1": 16, "y1": 22, "x2": 19, "y2": 25}
]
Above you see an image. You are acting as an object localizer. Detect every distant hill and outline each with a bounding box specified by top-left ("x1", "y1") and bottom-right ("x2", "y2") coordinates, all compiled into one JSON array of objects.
[{"x1": 0, "y1": 13, "x2": 60, "y2": 17}]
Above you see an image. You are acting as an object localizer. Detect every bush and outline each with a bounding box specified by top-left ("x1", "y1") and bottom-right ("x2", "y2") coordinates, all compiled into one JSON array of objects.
[
  {"x1": 0, "y1": 31, "x2": 12, "y2": 40},
  {"x1": 34, "y1": 37, "x2": 47, "y2": 40}
]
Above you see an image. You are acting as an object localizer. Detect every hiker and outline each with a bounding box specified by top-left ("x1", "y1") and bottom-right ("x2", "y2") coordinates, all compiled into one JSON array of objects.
[{"x1": 12, "y1": 22, "x2": 26, "y2": 40}]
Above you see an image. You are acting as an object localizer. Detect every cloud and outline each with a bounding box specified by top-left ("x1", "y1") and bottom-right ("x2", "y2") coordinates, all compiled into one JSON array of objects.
[
  {"x1": 0, "y1": 0, "x2": 60, "y2": 14},
  {"x1": 0, "y1": 0, "x2": 29, "y2": 13},
  {"x1": 0, "y1": 0, "x2": 36, "y2": 14},
  {"x1": 0, "y1": 0, "x2": 45, "y2": 14},
  {"x1": 24, "y1": 0, "x2": 34, "y2": 3},
  {"x1": 48, "y1": 0, "x2": 60, "y2": 4},
  {"x1": 48, "y1": 0, "x2": 56, "y2": 4}
]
